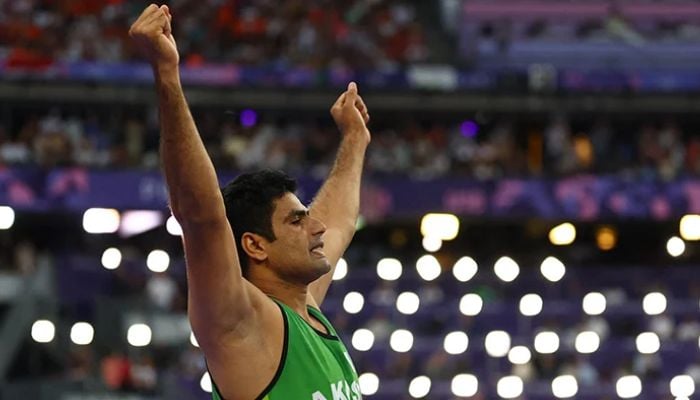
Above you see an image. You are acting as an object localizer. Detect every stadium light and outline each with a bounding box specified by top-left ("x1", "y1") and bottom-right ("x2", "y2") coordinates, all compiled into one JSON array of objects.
[
  {"x1": 549, "y1": 222, "x2": 576, "y2": 245},
  {"x1": 420, "y1": 213, "x2": 459, "y2": 241},
  {"x1": 190, "y1": 332, "x2": 199, "y2": 348},
  {"x1": 390, "y1": 329, "x2": 414, "y2": 353},
  {"x1": 680, "y1": 215, "x2": 700, "y2": 241},
  {"x1": 147, "y1": 249, "x2": 170, "y2": 273},
  {"x1": 540, "y1": 256, "x2": 566, "y2": 282},
  {"x1": 83, "y1": 208, "x2": 120, "y2": 234},
  {"x1": 416, "y1": 255, "x2": 441, "y2": 281},
  {"x1": 200, "y1": 372, "x2": 212, "y2": 393},
  {"x1": 332, "y1": 258, "x2": 348, "y2": 281},
  {"x1": 508, "y1": 346, "x2": 532, "y2": 364},
  {"x1": 119, "y1": 210, "x2": 163, "y2": 237},
  {"x1": 485, "y1": 331, "x2": 511, "y2": 358},
  {"x1": 453, "y1": 256, "x2": 478, "y2": 282},
  {"x1": 459, "y1": 293, "x2": 483, "y2": 316},
  {"x1": 166, "y1": 215, "x2": 183, "y2": 236},
  {"x1": 451, "y1": 374, "x2": 478, "y2": 397},
  {"x1": 616, "y1": 375, "x2": 642, "y2": 399},
  {"x1": 497, "y1": 376, "x2": 523, "y2": 399},
  {"x1": 636, "y1": 332, "x2": 660, "y2": 354},
  {"x1": 422, "y1": 235, "x2": 442, "y2": 252},
  {"x1": 582, "y1": 292, "x2": 607, "y2": 315},
  {"x1": 396, "y1": 292, "x2": 420, "y2": 315},
  {"x1": 352, "y1": 329, "x2": 375, "y2": 352},
  {"x1": 519, "y1": 293, "x2": 544, "y2": 316},
  {"x1": 667, "y1": 236, "x2": 686, "y2": 257},
  {"x1": 552, "y1": 375, "x2": 578, "y2": 398},
  {"x1": 534, "y1": 331, "x2": 560, "y2": 354},
  {"x1": 127, "y1": 323, "x2": 152, "y2": 347},
  {"x1": 443, "y1": 331, "x2": 469, "y2": 355},
  {"x1": 494, "y1": 256, "x2": 520, "y2": 282},
  {"x1": 575, "y1": 331, "x2": 600, "y2": 354},
  {"x1": 101, "y1": 247, "x2": 122, "y2": 270},
  {"x1": 596, "y1": 226, "x2": 617, "y2": 250},
  {"x1": 408, "y1": 376, "x2": 431, "y2": 399},
  {"x1": 377, "y1": 258, "x2": 402, "y2": 281},
  {"x1": 670, "y1": 375, "x2": 695, "y2": 397},
  {"x1": 31, "y1": 320, "x2": 55, "y2": 343},
  {"x1": 0, "y1": 206, "x2": 15, "y2": 229},
  {"x1": 643, "y1": 292, "x2": 667, "y2": 315},
  {"x1": 70, "y1": 322, "x2": 94, "y2": 345},
  {"x1": 343, "y1": 292, "x2": 364, "y2": 314},
  {"x1": 359, "y1": 373, "x2": 379, "y2": 396}
]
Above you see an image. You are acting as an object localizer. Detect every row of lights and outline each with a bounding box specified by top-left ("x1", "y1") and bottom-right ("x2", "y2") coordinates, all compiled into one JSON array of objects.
[
  {"x1": 83, "y1": 208, "x2": 183, "y2": 236},
  {"x1": 101, "y1": 247, "x2": 171, "y2": 272}
]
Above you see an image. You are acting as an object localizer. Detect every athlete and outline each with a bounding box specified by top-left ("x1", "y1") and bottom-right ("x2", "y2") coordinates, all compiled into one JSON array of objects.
[{"x1": 130, "y1": 4, "x2": 370, "y2": 400}]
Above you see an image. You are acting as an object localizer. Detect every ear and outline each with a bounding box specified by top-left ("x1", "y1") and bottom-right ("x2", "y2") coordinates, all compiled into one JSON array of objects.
[{"x1": 241, "y1": 232, "x2": 268, "y2": 263}]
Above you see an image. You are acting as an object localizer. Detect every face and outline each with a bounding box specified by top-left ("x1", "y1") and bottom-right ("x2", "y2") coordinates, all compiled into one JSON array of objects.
[{"x1": 263, "y1": 192, "x2": 330, "y2": 283}]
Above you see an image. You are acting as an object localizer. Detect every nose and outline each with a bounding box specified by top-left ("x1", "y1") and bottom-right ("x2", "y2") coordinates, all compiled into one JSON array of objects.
[{"x1": 308, "y1": 216, "x2": 327, "y2": 236}]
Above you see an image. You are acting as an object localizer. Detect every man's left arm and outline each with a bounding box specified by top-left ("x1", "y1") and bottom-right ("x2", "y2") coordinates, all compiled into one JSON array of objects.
[{"x1": 308, "y1": 82, "x2": 370, "y2": 307}]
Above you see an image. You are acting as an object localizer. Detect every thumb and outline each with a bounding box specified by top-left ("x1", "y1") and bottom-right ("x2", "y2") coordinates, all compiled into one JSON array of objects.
[{"x1": 345, "y1": 82, "x2": 358, "y2": 103}]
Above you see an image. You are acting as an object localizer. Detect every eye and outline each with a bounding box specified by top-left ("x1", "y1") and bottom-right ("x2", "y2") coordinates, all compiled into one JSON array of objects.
[{"x1": 291, "y1": 218, "x2": 302, "y2": 225}]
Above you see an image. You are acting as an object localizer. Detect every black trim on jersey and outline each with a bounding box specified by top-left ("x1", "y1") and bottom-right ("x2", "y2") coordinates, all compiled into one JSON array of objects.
[
  {"x1": 307, "y1": 305, "x2": 339, "y2": 341},
  {"x1": 207, "y1": 302, "x2": 289, "y2": 400}
]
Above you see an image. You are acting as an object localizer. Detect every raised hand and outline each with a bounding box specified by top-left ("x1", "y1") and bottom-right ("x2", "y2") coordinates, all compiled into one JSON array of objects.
[
  {"x1": 129, "y1": 4, "x2": 179, "y2": 71},
  {"x1": 331, "y1": 82, "x2": 371, "y2": 144}
]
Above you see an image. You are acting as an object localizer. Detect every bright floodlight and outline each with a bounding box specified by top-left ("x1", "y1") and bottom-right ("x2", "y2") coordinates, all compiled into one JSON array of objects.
[
  {"x1": 494, "y1": 256, "x2": 520, "y2": 282},
  {"x1": 534, "y1": 331, "x2": 560, "y2": 354},
  {"x1": 670, "y1": 375, "x2": 695, "y2": 397},
  {"x1": 453, "y1": 256, "x2": 478, "y2": 282},
  {"x1": 451, "y1": 374, "x2": 478, "y2": 397},
  {"x1": 396, "y1": 292, "x2": 420, "y2": 315},
  {"x1": 422, "y1": 235, "x2": 442, "y2": 252},
  {"x1": 643, "y1": 292, "x2": 667, "y2": 315},
  {"x1": 119, "y1": 210, "x2": 163, "y2": 237},
  {"x1": 190, "y1": 332, "x2": 199, "y2": 347},
  {"x1": 575, "y1": 331, "x2": 600, "y2": 354},
  {"x1": 420, "y1": 213, "x2": 459, "y2": 241},
  {"x1": 127, "y1": 323, "x2": 152, "y2": 347},
  {"x1": 166, "y1": 215, "x2": 183, "y2": 236},
  {"x1": 359, "y1": 373, "x2": 380, "y2": 396},
  {"x1": 333, "y1": 258, "x2": 348, "y2": 281},
  {"x1": 200, "y1": 372, "x2": 212, "y2": 393},
  {"x1": 70, "y1": 322, "x2": 94, "y2": 345},
  {"x1": 636, "y1": 332, "x2": 660, "y2": 354},
  {"x1": 0, "y1": 206, "x2": 15, "y2": 229},
  {"x1": 390, "y1": 329, "x2": 414, "y2": 353},
  {"x1": 549, "y1": 222, "x2": 576, "y2": 245},
  {"x1": 540, "y1": 256, "x2": 566, "y2": 282},
  {"x1": 83, "y1": 208, "x2": 120, "y2": 234},
  {"x1": 146, "y1": 249, "x2": 170, "y2": 272},
  {"x1": 443, "y1": 331, "x2": 469, "y2": 355},
  {"x1": 416, "y1": 255, "x2": 441, "y2": 281},
  {"x1": 377, "y1": 258, "x2": 402, "y2": 281},
  {"x1": 508, "y1": 346, "x2": 532, "y2": 365},
  {"x1": 352, "y1": 329, "x2": 375, "y2": 352},
  {"x1": 459, "y1": 293, "x2": 483, "y2": 316},
  {"x1": 667, "y1": 236, "x2": 686, "y2": 257},
  {"x1": 343, "y1": 292, "x2": 365, "y2": 314},
  {"x1": 31, "y1": 320, "x2": 55, "y2": 343},
  {"x1": 680, "y1": 215, "x2": 700, "y2": 241},
  {"x1": 497, "y1": 376, "x2": 523, "y2": 399},
  {"x1": 552, "y1": 375, "x2": 578, "y2": 398},
  {"x1": 519, "y1": 293, "x2": 544, "y2": 316},
  {"x1": 485, "y1": 330, "x2": 511, "y2": 358},
  {"x1": 101, "y1": 247, "x2": 122, "y2": 270},
  {"x1": 409, "y1": 376, "x2": 431, "y2": 399},
  {"x1": 582, "y1": 292, "x2": 607, "y2": 315},
  {"x1": 616, "y1": 375, "x2": 642, "y2": 399}
]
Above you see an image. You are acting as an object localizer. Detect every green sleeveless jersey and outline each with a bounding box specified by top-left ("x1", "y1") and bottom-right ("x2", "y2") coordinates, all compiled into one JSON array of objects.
[{"x1": 211, "y1": 300, "x2": 361, "y2": 400}]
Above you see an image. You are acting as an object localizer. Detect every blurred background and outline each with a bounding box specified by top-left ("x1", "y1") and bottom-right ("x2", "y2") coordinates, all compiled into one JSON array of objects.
[{"x1": 0, "y1": 0, "x2": 699, "y2": 399}]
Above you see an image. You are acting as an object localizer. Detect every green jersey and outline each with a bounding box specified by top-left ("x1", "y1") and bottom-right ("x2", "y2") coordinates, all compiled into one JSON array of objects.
[{"x1": 211, "y1": 299, "x2": 361, "y2": 400}]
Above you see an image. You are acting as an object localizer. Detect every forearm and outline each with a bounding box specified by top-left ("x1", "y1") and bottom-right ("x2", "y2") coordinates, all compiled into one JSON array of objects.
[{"x1": 156, "y1": 68, "x2": 224, "y2": 223}]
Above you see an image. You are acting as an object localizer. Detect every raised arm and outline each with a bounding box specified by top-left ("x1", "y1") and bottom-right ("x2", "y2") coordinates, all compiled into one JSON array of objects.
[
  {"x1": 129, "y1": 5, "x2": 265, "y2": 347},
  {"x1": 308, "y1": 83, "x2": 371, "y2": 307}
]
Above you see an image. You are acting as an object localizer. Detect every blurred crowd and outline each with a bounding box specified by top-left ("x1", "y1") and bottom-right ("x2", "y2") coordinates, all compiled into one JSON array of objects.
[
  {"x1": 0, "y1": 0, "x2": 431, "y2": 70},
  {"x1": 2, "y1": 107, "x2": 700, "y2": 180}
]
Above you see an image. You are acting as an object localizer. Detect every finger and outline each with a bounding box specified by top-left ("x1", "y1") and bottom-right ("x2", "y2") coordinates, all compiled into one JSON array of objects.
[
  {"x1": 362, "y1": 111, "x2": 370, "y2": 124},
  {"x1": 344, "y1": 81, "x2": 358, "y2": 104},
  {"x1": 134, "y1": 4, "x2": 160, "y2": 26},
  {"x1": 331, "y1": 92, "x2": 346, "y2": 111}
]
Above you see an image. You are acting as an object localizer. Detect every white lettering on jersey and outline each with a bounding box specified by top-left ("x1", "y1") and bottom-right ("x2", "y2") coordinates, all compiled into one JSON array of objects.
[
  {"x1": 331, "y1": 380, "x2": 349, "y2": 400},
  {"x1": 312, "y1": 391, "x2": 328, "y2": 400},
  {"x1": 351, "y1": 381, "x2": 361, "y2": 400}
]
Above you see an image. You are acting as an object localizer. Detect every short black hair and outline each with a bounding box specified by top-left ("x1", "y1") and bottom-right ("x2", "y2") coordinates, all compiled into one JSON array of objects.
[{"x1": 221, "y1": 169, "x2": 297, "y2": 276}]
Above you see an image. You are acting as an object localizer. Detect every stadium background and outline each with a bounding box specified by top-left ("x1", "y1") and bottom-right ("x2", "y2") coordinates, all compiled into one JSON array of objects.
[{"x1": 1, "y1": 0, "x2": 700, "y2": 399}]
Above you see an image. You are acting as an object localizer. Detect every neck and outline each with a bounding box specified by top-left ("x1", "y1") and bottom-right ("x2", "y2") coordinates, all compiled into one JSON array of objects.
[{"x1": 249, "y1": 270, "x2": 310, "y2": 318}]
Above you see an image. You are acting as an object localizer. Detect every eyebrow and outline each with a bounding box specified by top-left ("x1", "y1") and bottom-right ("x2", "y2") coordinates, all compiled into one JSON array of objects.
[{"x1": 284, "y1": 208, "x2": 309, "y2": 222}]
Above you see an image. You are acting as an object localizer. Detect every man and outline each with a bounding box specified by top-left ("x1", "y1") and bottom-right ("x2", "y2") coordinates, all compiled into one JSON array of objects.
[{"x1": 129, "y1": 4, "x2": 370, "y2": 400}]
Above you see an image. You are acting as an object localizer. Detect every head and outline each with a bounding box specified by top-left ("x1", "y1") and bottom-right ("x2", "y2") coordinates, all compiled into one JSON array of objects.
[{"x1": 221, "y1": 169, "x2": 329, "y2": 283}]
